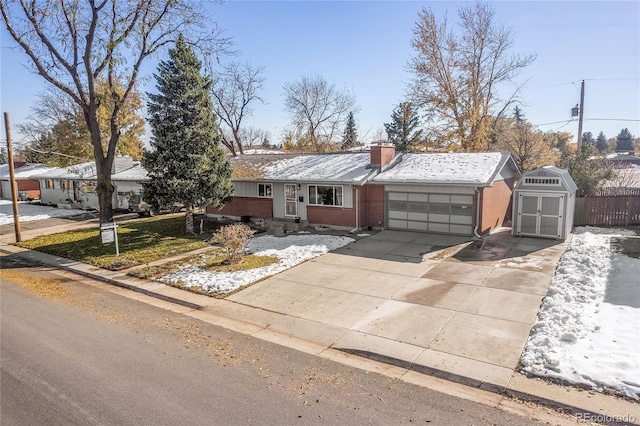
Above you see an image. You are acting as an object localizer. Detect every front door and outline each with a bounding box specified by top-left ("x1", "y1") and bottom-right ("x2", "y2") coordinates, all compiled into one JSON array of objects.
[
  {"x1": 517, "y1": 193, "x2": 564, "y2": 238},
  {"x1": 285, "y1": 184, "x2": 297, "y2": 217}
]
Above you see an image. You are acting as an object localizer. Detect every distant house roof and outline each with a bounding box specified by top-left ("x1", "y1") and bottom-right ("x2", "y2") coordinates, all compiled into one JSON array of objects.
[
  {"x1": 603, "y1": 168, "x2": 640, "y2": 189},
  {"x1": 111, "y1": 163, "x2": 148, "y2": 181},
  {"x1": 230, "y1": 153, "x2": 376, "y2": 184},
  {"x1": 0, "y1": 163, "x2": 58, "y2": 180},
  {"x1": 30, "y1": 157, "x2": 145, "y2": 182},
  {"x1": 373, "y1": 152, "x2": 519, "y2": 186},
  {"x1": 31, "y1": 161, "x2": 96, "y2": 180}
]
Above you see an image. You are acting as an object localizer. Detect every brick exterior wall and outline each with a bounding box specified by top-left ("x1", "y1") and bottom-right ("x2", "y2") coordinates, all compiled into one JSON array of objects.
[
  {"x1": 478, "y1": 178, "x2": 515, "y2": 234},
  {"x1": 307, "y1": 205, "x2": 355, "y2": 227},
  {"x1": 206, "y1": 196, "x2": 273, "y2": 219},
  {"x1": 364, "y1": 184, "x2": 385, "y2": 228}
]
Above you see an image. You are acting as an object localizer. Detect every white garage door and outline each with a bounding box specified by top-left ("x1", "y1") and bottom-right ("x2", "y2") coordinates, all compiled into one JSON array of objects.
[{"x1": 386, "y1": 192, "x2": 474, "y2": 235}]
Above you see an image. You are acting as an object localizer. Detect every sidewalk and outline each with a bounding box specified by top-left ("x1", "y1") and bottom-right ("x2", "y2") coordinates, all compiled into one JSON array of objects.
[{"x1": 1, "y1": 242, "x2": 638, "y2": 425}]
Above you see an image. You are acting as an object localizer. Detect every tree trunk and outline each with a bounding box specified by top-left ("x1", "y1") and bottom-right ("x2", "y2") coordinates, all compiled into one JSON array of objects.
[
  {"x1": 233, "y1": 129, "x2": 244, "y2": 155},
  {"x1": 95, "y1": 157, "x2": 115, "y2": 224},
  {"x1": 185, "y1": 205, "x2": 194, "y2": 234}
]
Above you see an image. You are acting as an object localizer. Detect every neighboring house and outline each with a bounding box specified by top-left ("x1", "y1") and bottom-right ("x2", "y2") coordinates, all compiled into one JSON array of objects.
[
  {"x1": 207, "y1": 145, "x2": 521, "y2": 236},
  {"x1": 0, "y1": 162, "x2": 58, "y2": 200},
  {"x1": 31, "y1": 156, "x2": 148, "y2": 210},
  {"x1": 605, "y1": 151, "x2": 640, "y2": 168}
]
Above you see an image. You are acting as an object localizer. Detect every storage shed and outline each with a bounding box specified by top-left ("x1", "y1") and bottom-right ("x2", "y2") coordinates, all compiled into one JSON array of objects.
[{"x1": 512, "y1": 166, "x2": 577, "y2": 240}]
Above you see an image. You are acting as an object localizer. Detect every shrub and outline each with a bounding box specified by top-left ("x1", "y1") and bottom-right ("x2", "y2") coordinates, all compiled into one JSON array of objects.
[{"x1": 211, "y1": 223, "x2": 255, "y2": 264}]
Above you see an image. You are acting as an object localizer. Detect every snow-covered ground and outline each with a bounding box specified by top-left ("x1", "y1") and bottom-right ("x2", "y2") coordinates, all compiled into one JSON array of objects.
[
  {"x1": 521, "y1": 226, "x2": 640, "y2": 399},
  {"x1": 160, "y1": 234, "x2": 354, "y2": 294},
  {"x1": 0, "y1": 200, "x2": 86, "y2": 225}
]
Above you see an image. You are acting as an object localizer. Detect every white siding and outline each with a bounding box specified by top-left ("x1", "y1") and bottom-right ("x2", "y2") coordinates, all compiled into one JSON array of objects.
[
  {"x1": 1, "y1": 181, "x2": 11, "y2": 199},
  {"x1": 232, "y1": 181, "x2": 260, "y2": 197}
]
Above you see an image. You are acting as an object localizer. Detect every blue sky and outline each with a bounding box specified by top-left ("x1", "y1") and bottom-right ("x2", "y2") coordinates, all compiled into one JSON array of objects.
[{"x1": 1, "y1": 1, "x2": 639, "y2": 148}]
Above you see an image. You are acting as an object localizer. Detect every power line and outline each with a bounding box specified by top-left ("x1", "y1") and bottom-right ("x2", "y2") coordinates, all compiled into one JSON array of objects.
[{"x1": 536, "y1": 118, "x2": 640, "y2": 127}]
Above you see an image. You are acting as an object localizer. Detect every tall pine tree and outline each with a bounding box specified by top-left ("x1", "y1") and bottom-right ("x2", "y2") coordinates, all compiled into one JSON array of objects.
[
  {"x1": 143, "y1": 35, "x2": 233, "y2": 234},
  {"x1": 596, "y1": 131, "x2": 608, "y2": 152},
  {"x1": 341, "y1": 111, "x2": 358, "y2": 150},
  {"x1": 384, "y1": 102, "x2": 423, "y2": 152},
  {"x1": 616, "y1": 128, "x2": 634, "y2": 151}
]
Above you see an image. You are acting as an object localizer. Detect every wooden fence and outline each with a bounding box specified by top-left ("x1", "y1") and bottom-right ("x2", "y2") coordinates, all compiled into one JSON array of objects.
[{"x1": 574, "y1": 195, "x2": 640, "y2": 226}]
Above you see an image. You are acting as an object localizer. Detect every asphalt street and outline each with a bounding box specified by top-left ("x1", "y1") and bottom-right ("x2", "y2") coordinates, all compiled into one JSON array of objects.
[{"x1": 0, "y1": 254, "x2": 552, "y2": 426}]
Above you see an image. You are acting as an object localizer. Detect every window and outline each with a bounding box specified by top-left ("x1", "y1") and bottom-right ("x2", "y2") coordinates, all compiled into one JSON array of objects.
[
  {"x1": 81, "y1": 181, "x2": 95, "y2": 193},
  {"x1": 308, "y1": 185, "x2": 343, "y2": 207},
  {"x1": 61, "y1": 180, "x2": 69, "y2": 190},
  {"x1": 258, "y1": 183, "x2": 272, "y2": 198},
  {"x1": 45, "y1": 179, "x2": 54, "y2": 189}
]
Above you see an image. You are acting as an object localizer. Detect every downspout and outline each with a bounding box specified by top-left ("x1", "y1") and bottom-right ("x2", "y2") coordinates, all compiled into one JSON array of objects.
[
  {"x1": 351, "y1": 186, "x2": 359, "y2": 233},
  {"x1": 473, "y1": 187, "x2": 482, "y2": 240}
]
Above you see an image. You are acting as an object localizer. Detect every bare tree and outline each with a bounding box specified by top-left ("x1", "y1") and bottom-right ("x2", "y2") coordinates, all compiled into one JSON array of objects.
[
  {"x1": 283, "y1": 74, "x2": 358, "y2": 152},
  {"x1": 211, "y1": 61, "x2": 265, "y2": 156},
  {"x1": 1, "y1": 0, "x2": 226, "y2": 224},
  {"x1": 409, "y1": 2, "x2": 535, "y2": 152},
  {"x1": 240, "y1": 126, "x2": 271, "y2": 150}
]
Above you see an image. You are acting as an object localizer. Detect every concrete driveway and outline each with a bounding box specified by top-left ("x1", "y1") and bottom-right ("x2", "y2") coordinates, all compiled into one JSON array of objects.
[{"x1": 228, "y1": 229, "x2": 569, "y2": 390}]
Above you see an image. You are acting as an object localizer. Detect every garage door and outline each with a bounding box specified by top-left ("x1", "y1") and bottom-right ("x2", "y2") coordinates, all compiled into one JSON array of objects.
[{"x1": 386, "y1": 192, "x2": 474, "y2": 235}]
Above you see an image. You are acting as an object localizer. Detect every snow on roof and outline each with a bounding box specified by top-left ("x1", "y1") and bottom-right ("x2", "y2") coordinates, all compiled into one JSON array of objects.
[
  {"x1": 29, "y1": 160, "x2": 146, "y2": 181},
  {"x1": 373, "y1": 152, "x2": 511, "y2": 186},
  {"x1": 231, "y1": 153, "x2": 375, "y2": 184},
  {"x1": 0, "y1": 163, "x2": 58, "y2": 180},
  {"x1": 242, "y1": 149, "x2": 285, "y2": 155},
  {"x1": 111, "y1": 163, "x2": 148, "y2": 181}
]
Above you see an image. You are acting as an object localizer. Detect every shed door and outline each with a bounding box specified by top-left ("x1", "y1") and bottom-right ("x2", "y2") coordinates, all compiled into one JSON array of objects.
[
  {"x1": 386, "y1": 192, "x2": 473, "y2": 235},
  {"x1": 517, "y1": 193, "x2": 564, "y2": 238}
]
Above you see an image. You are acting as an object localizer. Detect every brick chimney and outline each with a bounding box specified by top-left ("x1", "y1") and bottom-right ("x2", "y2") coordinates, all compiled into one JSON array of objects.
[{"x1": 370, "y1": 143, "x2": 396, "y2": 169}]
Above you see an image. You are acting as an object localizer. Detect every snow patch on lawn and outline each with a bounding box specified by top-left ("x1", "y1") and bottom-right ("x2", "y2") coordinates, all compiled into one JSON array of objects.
[
  {"x1": 521, "y1": 227, "x2": 640, "y2": 399},
  {"x1": 160, "y1": 234, "x2": 354, "y2": 294},
  {"x1": 0, "y1": 200, "x2": 86, "y2": 225}
]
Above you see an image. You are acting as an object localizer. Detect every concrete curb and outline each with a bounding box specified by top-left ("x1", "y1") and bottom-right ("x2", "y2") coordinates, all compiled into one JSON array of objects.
[
  {"x1": 0, "y1": 246, "x2": 203, "y2": 310},
  {"x1": 333, "y1": 347, "x2": 639, "y2": 426}
]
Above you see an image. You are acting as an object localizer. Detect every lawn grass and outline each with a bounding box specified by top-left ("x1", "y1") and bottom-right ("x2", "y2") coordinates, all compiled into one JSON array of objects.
[
  {"x1": 128, "y1": 251, "x2": 279, "y2": 280},
  {"x1": 16, "y1": 215, "x2": 222, "y2": 270}
]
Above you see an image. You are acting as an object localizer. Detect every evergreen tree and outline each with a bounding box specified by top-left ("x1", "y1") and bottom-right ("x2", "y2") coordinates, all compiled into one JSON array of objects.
[
  {"x1": 340, "y1": 111, "x2": 358, "y2": 150},
  {"x1": 581, "y1": 132, "x2": 595, "y2": 151},
  {"x1": 596, "y1": 131, "x2": 608, "y2": 152},
  {"x1": 559, "y1": 144, "x2": 614, "y2": 196},
  {"x1": 384, "y1": 102, "x2": 423, "y2": 152},
  {"x1": 142, "y1": 35, "x2": 233, "y2": 234},
  {"x1": 616, "y1": 128, "x2": 634, "y2": 151},
  {"x1": 513, "y1": 106, "x2": 525, "y2": 123}
]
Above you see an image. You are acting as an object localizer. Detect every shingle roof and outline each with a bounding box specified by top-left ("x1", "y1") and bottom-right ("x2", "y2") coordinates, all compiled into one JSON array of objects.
[
  {"x1": 230, "y1": 153, "x2": 376, "y2": 184},
  {"x1": 373, "y1": 152, "x2": 518, "y2": 186}
]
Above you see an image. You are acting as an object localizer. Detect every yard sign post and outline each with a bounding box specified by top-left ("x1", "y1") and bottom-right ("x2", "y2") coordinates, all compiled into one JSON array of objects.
[{"x1": 100, "y1": 222, "x2": 119, "y2": 256}]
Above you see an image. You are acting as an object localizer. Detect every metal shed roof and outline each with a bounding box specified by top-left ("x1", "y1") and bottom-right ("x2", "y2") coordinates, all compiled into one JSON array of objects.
[{"x1": 517, "y1": 166, "x2": 578, "y2": 194}]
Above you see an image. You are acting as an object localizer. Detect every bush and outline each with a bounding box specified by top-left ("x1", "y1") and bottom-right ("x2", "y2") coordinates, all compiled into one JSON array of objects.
[{"x1": 211, "y1": 223, "x2": 255, "y2": 264}]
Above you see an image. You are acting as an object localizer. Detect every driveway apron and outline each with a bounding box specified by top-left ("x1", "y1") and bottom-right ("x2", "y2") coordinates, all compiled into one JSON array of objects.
[{"x1": 228, "y1": 229, "x2": 569, "y2": 390}]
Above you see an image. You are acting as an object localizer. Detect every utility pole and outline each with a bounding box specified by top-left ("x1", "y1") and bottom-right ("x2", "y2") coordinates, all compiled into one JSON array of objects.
[
  {"x1": 576, "y1": 80, "x2": 585, "y2": 153},
  {"x1": 4, "y1": 112, "x2": 21, "y2": 242}
]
